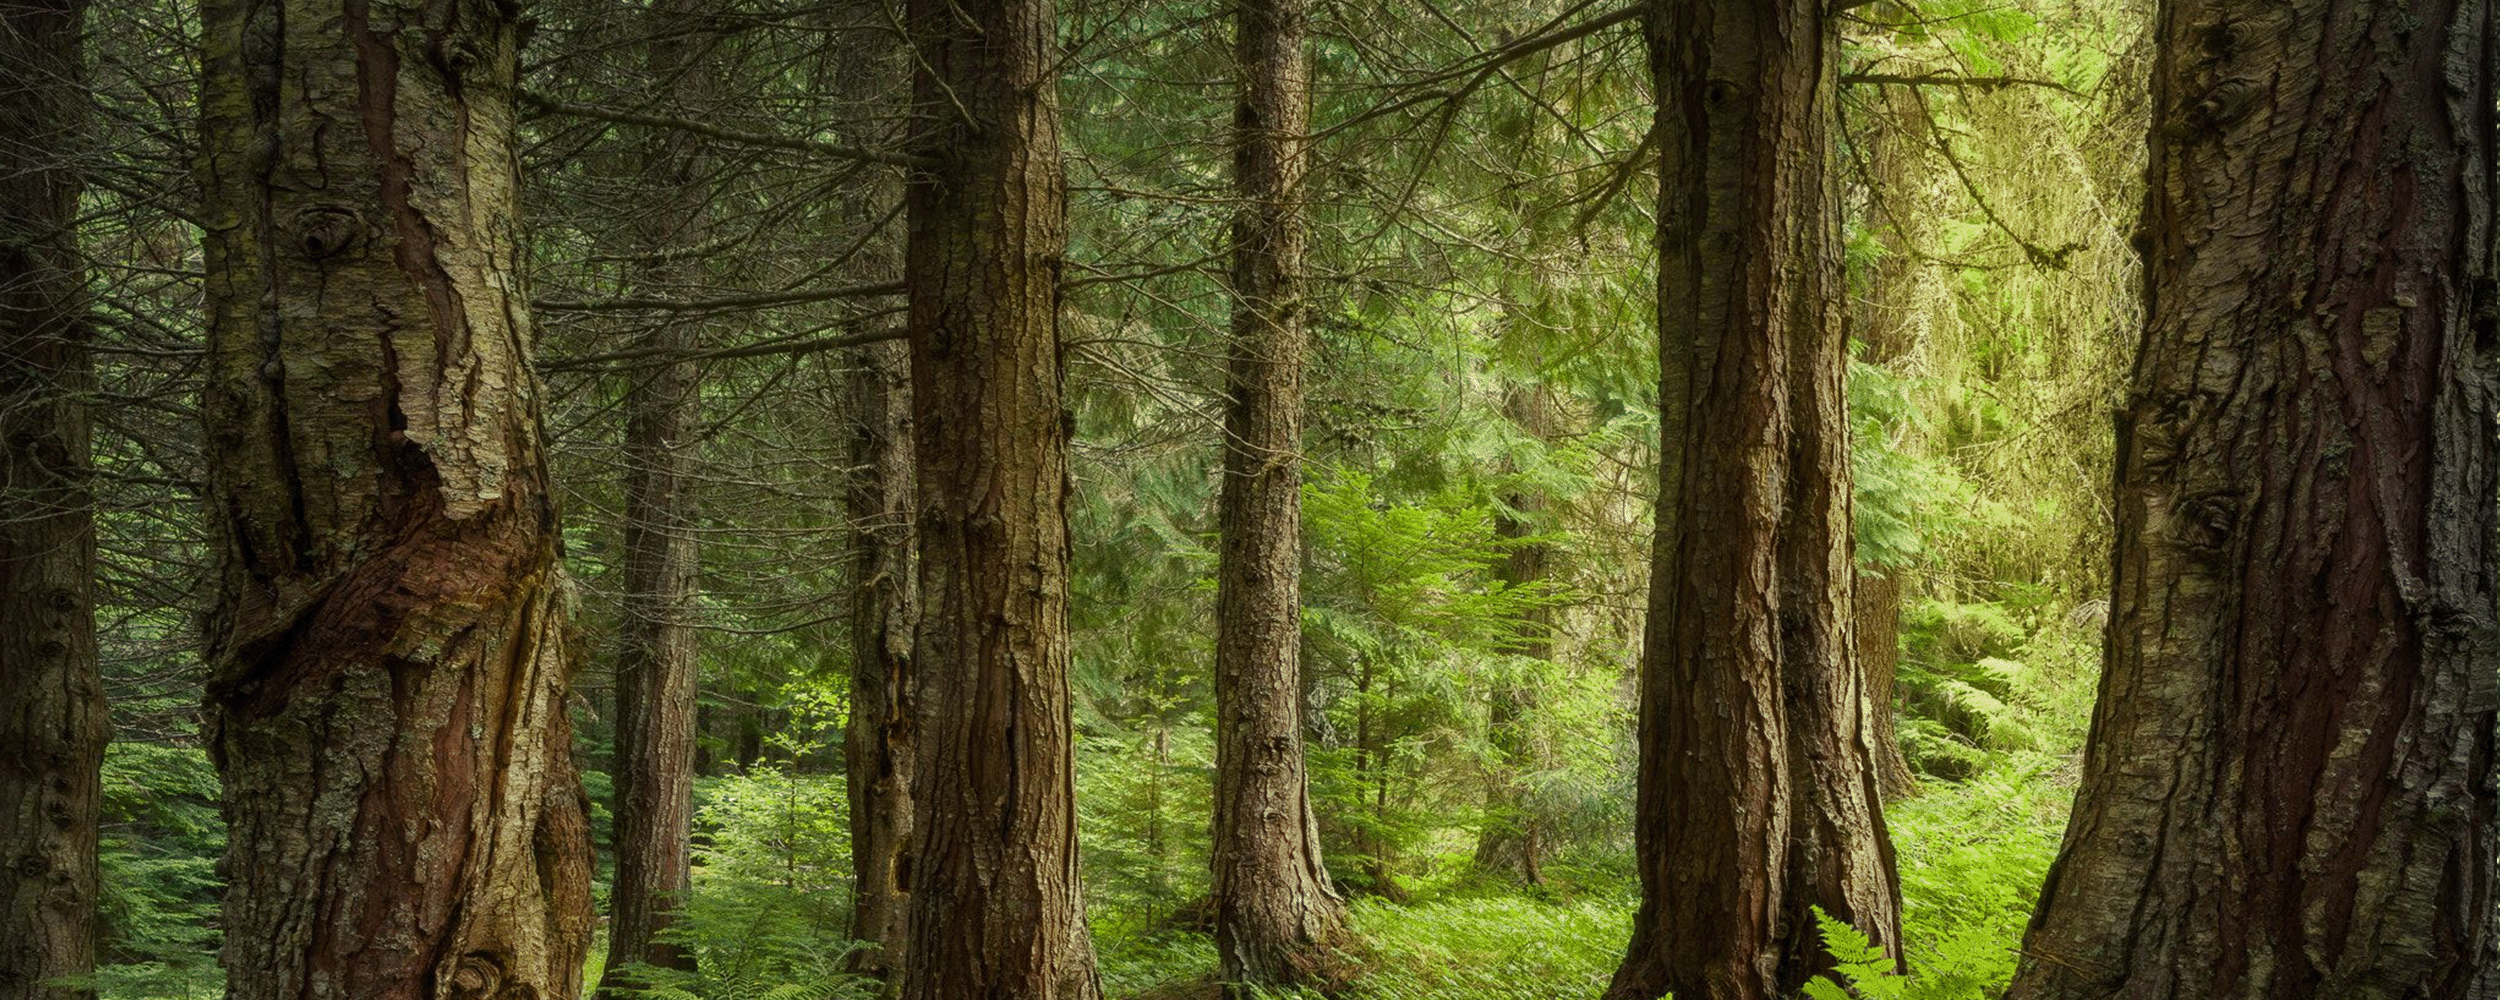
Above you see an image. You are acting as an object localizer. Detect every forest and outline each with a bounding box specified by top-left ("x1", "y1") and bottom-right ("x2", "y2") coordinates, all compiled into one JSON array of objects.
[{"x1": 2, "y1": 0, "x2": 2495, "y2": 998}]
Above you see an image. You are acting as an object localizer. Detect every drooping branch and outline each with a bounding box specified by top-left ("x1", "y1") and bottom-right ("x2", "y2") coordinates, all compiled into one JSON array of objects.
[
  {"x1": 1842, "y1": 71, "x2": 2083, "y2": 97},
  {"x1": 1313, "y1": 2, "x2": 1642, "y2": 141},
  {"x1": 520, "y1": 90, "x2": 937, "y2": 169},
  {"x1": 532, "y1": 279, "x2": 905, "y2": 315},
  {"x1": 1902, "y1": 85, "x2": 2087, "y2": 271}
]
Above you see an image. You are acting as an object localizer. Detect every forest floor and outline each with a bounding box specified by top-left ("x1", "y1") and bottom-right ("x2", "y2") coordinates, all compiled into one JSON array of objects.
[{"x1": 1095, "y1": 761, "x2": 2073, "y2": 1000}]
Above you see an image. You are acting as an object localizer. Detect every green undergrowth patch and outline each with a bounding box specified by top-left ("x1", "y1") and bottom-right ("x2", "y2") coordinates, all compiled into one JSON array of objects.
[
  {"x1": 1101, "y1": 894, "x2": 1627, "y2": 1000},
  {"x1": 1101, "y1": 762, "x2": 2070, "y2": 1000}
]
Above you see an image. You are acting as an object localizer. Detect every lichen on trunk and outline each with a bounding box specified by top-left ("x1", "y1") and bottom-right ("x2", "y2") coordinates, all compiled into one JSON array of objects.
[{"x1": 197, "y1": 1, "x2": 594, "y2": 997}]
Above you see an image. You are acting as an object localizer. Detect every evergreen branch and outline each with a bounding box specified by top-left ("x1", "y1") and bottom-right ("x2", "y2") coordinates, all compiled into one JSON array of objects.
[
  {"x1": 1842, "y1": 72, "x2": 2084, "y2": 97},
  {"x1": 518, "y1": 90, "x2": 937, "y2": 170},
  {"x1": 532, "y1": 280, "x2": 906, "y2": 315}
]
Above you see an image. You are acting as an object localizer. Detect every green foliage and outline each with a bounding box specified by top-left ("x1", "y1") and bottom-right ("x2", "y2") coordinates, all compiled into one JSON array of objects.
[
  {"x1": 1801, "y1": 910, "x2": 1906, "y2": 1000},
  {"x1": 1805, "y1": 765, "x2": 2064, "y2": 1000},
  {"x1": 92, "y1": 742, "x2": 223, "y2": 1000},
  {"x1": 1800, "y1": 761, "x2": 2067, "y2": 1000},
  {"x1": 1079, "y1": 725, "x2": 1216, "y2": 938},
  {"x1": 1093, "y1": 768, "x2": 2067, "y2": 1000},
  {"x1": 612, "y1": 768, "x2": 875, "y2": 1000},
  {"x1": 1849, "y1": 360, "x2": 1981, "y2": 570},
  {"x1": 1335, "y1": 896, "x2": 1626, "y2": 1000},
  {"x1": 1896, "y1": 599, "x2": 2099, "y2": 781},
  {"x1": 1299, "y1": 467, "x2": 1578, "y2": 893},
  {"x1": 1802, "y1": 907, "x2": 2012, "y2": 1000}
]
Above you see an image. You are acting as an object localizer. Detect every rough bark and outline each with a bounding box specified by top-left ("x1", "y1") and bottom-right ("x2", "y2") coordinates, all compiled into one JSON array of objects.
[
  {"x1": 1211, "y1": 0, "x2": 1349, "y2": 990},
  {"x1": 0, "y1": 3, "x2": 107, "y2": 998},
  {"x1": 196, "y1": 3, "x2": 596, "y2": 999},
  {"x1": 1608, "y1": 0, "x2": 1905, "y2": 997},
  {"x1": 597, "y1": 2, "x2": 715, "y2": 992},
  {"x1": 894, "y1": 0, "x2": 1100, "y2": 993},
  {"x1": 2002, "y1": 0, "x2": 2500, "y2": 997},
  {"x1": 844, "y1": 335, "x2": 915, "y2": 983},
  {"x1": 1474, "y1": 385, "x2": 1553, "y2": 886},
  {"x1": 1852, "y1": 572, "x2": 1917, "y2": 801},
  {"x1": 833, "y1": 1, "x2": 915, "y2": 981}
]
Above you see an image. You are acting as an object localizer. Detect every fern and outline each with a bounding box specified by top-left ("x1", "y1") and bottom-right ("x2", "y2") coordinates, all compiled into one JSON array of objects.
[
  {"x1": 1803, "y1": 910, "x2": 1907, "y2": 1000},
  {"x1": 1803, "y1": 907, "x2": 2020, "y2": 1000}
]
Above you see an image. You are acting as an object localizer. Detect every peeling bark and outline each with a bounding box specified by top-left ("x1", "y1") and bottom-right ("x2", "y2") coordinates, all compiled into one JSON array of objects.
[
  {"x1": 0, "y1": 3, "x2": 106, "y2": 998},
  {"x1": 1608, "y1": 0, "x2": 1904, "y2": 996},
  {"x1": 844, "y1": 335, "x2": 915, "y2": 984},
  {"x1": 2004, "y1": 0, "x2": 2500, "y2": 997},
  {"x1": 197, "y1": 2, "x2": 594, "y2": 998}
]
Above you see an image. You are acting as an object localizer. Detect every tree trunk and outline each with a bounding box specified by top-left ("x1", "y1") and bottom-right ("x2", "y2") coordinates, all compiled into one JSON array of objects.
[
  {"x1": 0, "y1": 4, "x2": 107, "y2": 998},
  {"x1": 895, "y1": 0, "x2": 1099, "y2": 992},
  {"x1": 1608, "y1": 0, "x2": 1904, "y2": 997},
  {"x1": 2003, "y1": 1, "x2": 2500, "y2": 997},
  {"x1": 1852, "y1": 572, "x2": 1917, "y2": 801},
  {"x1": 598, "y1": 2, "x2": 716, "y2": 992},
  {"x1": 1211, "y1": 0, "x2": 1349, "y2": 991},
  {"x1": 196, "y1": 3, "x2": 595, "y2": 999},
  {"x1": 1475, "y1": 385, "x2": 1553, "y2": 886},
  {"x1": 833, "y1": 0, "x2": 915, "y2": 981},
  {"x1": 1850, "y1": 84, "x2": 1921, "y2": 803},
  {"x1": 844, "y1": 336, "x2": 915, "y2": 982}
]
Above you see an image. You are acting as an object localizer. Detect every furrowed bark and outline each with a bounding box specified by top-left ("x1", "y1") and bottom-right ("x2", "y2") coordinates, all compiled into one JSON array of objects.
[
  {"x1": 197, "y1": 2, "x2": 595, "y2": 998},
  {"x1": 597, "y1": 1, "x2": 716, "y2": 992},
  {"x1": 2004, "y1": 0, "x2": 2500, "y2": 997},
  {"x1": 1211, "y1": 0, "x2": 1350, "y2": 990},
  {"x1": 0, "y1": 3, "x2": 107, "y2": 998},
  {"x1": 1608, "y1": 0, "x2": 1904, "y2": 996},
  {"x1": 894, "y1": 0, "x2": 1100, "y2": 992}
]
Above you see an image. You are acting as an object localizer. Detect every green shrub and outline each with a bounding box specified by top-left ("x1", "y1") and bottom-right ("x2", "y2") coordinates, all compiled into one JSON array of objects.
[
  {"x1": 94, "y1": 741, "x2": 223, "y2": 1000},
  {"x1": 616, "y1": 767, "x2": 874, "y2": 1000}
]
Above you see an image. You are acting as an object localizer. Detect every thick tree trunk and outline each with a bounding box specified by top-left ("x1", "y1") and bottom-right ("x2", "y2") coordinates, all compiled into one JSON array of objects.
[
  {"x1": 197, "y1": 4, "x2": 595, "y2": 999},
  {"x1": 895, "y1": 0, "x2": 1099, "y2": 993},
  {"x1": 1608, "y1": 1, "x2": 1904, "y2": 997},
  {"x1": 2003, "y1": 1, "x2": 2500, "y2": 997},
  {"x1": 844, "y1": 336, "x2": 915, "y2": 983},
  {"x1": 597, "y1": 3, "x2": 715, "y2": 992},
  {"x1": 0, "y1": 4, "x2": 107, "y2": 999},
  {"x1": 1475, "y1": 386, "x2": 1553, "y2": 886},
  {"x1": 1210, "y1": 0, "x2": 1349, "y2": 992}
]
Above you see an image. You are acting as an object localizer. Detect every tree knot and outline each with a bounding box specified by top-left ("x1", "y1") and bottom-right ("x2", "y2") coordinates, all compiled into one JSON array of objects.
[{"x1": 291, "y1": 206, "x2": 366, "y2": 259}]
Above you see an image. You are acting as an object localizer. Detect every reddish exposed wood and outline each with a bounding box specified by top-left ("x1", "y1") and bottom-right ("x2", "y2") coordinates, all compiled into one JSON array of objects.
[{"x1": 197, "y1": 2, "x2": 594, "y2": 997}]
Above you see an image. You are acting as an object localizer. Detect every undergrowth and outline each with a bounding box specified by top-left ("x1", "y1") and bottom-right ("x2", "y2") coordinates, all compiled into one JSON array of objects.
[{"x1": 1098, "y1": 760, "x2": 2070, "y2": 1000}]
